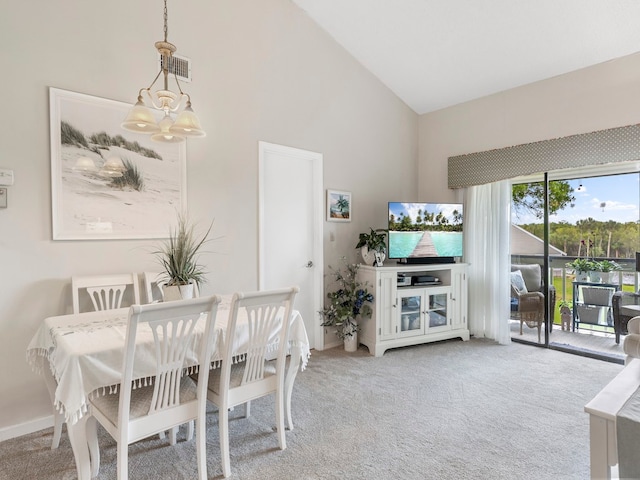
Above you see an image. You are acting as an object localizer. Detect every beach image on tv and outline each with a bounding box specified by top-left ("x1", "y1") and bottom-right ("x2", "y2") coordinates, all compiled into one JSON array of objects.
[{"x1": 388, "y1": 202, "x2": 463, "y2": 258}]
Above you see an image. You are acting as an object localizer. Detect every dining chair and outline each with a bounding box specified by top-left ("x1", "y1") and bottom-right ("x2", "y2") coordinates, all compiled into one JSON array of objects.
[
  {"x1": 143, "y1": 271, "x2": 202, "y2": 444},
  {"x1": 205, "y1": 286, "x2": 299, "y2": 478},
  {"x1": 143, "y1": 271, "x2": 168, "y2": 304},
  {"x1": 72, "y1": 273, "x2": 141, "y2": 314},
  {"x1": 85, "y1": 295, "x2": 221, "y2": 480},
  {"x1": 49, "y1": 273, "x2": 142, "y2": 450}
]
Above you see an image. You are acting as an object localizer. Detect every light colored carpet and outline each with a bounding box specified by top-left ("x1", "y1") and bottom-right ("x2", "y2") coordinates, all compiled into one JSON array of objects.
[{"x1": 0, "y1": 338, "x2": 623, "y2": 479}]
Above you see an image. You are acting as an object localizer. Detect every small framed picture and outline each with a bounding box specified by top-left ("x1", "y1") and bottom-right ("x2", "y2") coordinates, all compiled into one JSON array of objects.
[{"x1": 326, "y1": 189, "x2": 352, "y2": 222}]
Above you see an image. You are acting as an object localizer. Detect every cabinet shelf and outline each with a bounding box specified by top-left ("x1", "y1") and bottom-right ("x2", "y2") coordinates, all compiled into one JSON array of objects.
[{"x1": 572, "y1": 282, "x2": 620, "y2": 332}]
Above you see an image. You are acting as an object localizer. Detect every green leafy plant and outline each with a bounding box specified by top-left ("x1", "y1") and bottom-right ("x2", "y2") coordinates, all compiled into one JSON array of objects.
[
  {"x1": 355, "y1": 228, "x2": 387, "y2": 253},
  {"x1": 319, "y1": 260, "x2": 374, "y2": 340},
  {"x1": 596, "y1": 260, "x2": 621, "y2": 273},
  {"x1": 565, "y1": 258, "x2": 597, "y2": 273},
  {"x1": 154, "y1": 213, "x2": 212, "y2": 287}
]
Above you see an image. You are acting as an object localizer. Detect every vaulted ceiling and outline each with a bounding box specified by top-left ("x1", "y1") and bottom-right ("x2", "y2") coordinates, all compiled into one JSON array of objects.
[{"x1": 292, "y1": 0, "x2": 640, "y2": 114}]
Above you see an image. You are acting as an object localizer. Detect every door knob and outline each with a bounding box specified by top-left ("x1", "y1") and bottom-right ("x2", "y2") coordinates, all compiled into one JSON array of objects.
[{"x1": 306, "y1": 261, "x2": 314, "y2": 268}]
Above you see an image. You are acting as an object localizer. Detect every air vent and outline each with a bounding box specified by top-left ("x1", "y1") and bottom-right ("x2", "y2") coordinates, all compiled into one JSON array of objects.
[{"x1": 159, "y1": 53, "x2": 192, "y2": 83}]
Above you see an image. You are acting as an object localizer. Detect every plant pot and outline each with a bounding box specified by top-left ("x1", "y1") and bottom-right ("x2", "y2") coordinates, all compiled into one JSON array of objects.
[
  {"x1": 575, "y1": 272, "x2": 589, "y2": 282},
  {"x1": 599, "y1": 272, "x2": 614, "y2": 284},
  {"x1": 344, "y1": 331, "x2": 358, "y2": 352},
  {"x1": 360, "y1": 246, "x2": 376, "y2": 266},
  {"x1": 343, "y1": 319, "x2": 358, "y2": 352},
  {"x1": 163, "y1": 284, "x2": 194, "y2": 302},
  {"x1": 588, "y1": 271, "x2": 602, "y2": 283}
]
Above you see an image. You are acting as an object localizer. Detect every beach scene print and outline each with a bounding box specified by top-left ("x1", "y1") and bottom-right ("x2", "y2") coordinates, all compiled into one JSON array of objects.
[
  {"x1": 388, "y1": 202, "x2": 463, "y2": 258},
  {"x1": 51, "y1": 89, "x2": 184, "y2": 239}
]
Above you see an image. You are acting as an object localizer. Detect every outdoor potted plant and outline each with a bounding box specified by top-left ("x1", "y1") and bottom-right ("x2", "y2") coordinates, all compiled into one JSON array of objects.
[
  {"x1": 597, "y1": 259, "x2": 622, "y2": 284},
  {"x1": 154, "y1": 213, "x2": 212, "y2": 301},
  {"x1": 566, "y1": 258, "x2": 596, "y2": 282},
  {"x1": 355, "y1": 228, "x2": 388, "y2": 267},
  {"x1": 319, "y1": 260, "x2": 374, "y2": 352}
]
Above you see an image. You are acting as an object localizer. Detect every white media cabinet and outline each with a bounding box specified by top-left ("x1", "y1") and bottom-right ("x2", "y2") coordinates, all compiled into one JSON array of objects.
[{"x1": 357, "y1": 263, "x2": 469, "y2": 357}]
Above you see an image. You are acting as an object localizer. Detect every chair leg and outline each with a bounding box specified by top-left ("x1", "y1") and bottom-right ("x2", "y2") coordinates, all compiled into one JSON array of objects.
[
  {"x1": 220, "y1": 404, "x2": 231, "y2": 478},
  {"x1": 245, "y1": 400, "x2": 251, "y2": 418},
  {"x1": 186, "y1": 420, "x2": 194, "y2": 441},
  {"x1": 169, "y1": 426, "x2": 178, "y2": 445},
  {"x1": 87, "y1": 416, "x2": 100, "y2": 478},
  {"x1": 117, "y1": 440, "x2": 129, "y2": 480},
  {"x1": 519, "y1": 319, "x2": 524, "y2": 335},
  {"x1": 196, "y1": 413, "x2": 207, "y2": 480},
  {"x1": 275, "y1": 388, "x2": 286, "y2": 450}
]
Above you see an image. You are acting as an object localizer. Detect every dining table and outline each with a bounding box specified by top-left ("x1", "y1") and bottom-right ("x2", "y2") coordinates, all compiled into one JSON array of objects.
[{"x1": 26, "y1": 294, "x2": 310, "y2": 480}]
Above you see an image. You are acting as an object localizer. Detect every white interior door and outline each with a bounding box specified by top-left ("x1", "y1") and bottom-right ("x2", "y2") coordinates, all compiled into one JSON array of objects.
[{"x1": 258, "y1": 141, "x2": 323, "y2": 350}]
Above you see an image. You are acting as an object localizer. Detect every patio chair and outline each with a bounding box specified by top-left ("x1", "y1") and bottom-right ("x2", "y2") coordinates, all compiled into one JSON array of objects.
[
  {"x1": 612, "y1": 291, "x2": 640, "y2": 344},
  {"x1": 510, "y1": 264, "x2": 556, "y2": 341}
]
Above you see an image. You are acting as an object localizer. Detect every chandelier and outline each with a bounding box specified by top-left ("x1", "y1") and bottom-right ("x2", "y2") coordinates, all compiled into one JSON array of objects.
[{"x1": 121, "y1": 0, "x2": 205, "y2": 143}]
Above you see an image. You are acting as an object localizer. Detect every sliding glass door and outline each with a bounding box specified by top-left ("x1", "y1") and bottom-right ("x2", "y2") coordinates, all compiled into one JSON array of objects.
[{"x1": 510, "y1": 170, "x2": 640, "y2": 361}]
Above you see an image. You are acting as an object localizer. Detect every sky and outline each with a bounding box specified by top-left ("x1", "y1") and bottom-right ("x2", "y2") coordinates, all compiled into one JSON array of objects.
[
  {"x1": 388, "y1": 202, "x2": 463, "y2": 224},
  {"x1": 512, "y1": 173, "x2": 640, "y2": 225}
]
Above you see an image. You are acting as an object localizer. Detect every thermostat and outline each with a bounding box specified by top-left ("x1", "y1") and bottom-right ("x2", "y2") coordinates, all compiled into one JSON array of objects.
[{"x1": 0, "y1": 169, "x2": 14, "y2": 186}]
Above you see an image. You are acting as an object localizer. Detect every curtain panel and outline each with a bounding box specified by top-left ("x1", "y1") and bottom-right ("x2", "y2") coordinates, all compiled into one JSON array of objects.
[{"x1": 465, "y1": 180, "x2": 512, "y2": 344}]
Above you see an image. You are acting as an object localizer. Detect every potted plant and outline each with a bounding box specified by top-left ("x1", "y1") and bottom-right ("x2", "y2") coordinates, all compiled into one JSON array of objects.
[
  {"x1": 566, "y1": 258, "x2": 597, "y2": 282},
  {"x1": 596, "y1": 260, "x2": 621, "y2": 283},
  {"x1": 319, "y1": 260, "x2": 374, "y2": 352},
  {"x1": 355, "y1": 228, "x2": 387, "y2": 266},
  {"x1": 154, "y1": 213, "x2": 212, "y2": 301}
]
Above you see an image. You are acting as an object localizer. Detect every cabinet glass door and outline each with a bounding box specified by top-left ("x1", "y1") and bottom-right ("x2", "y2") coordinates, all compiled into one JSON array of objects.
[
  {"x1": 426, "y1": 289, "x2": 450, "y2": 333},
  {"x1": 398, "y1": 290, "x2": 424, "y2": 337}
]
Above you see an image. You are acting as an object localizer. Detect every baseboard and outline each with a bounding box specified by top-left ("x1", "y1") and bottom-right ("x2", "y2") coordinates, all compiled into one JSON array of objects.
[{"x1": 0, "y1": 415, "x2": 53, "y2": 442}]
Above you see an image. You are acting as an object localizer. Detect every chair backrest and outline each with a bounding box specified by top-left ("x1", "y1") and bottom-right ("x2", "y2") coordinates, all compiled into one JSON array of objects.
[
  {"x1": 143, "y1": 271, "x2": 201, "y2": 304},
  {"x1": 119, "y1": 296, "x2": 221, "y2": 427},
  {"x1": 72, "y1": 273, "x2": 141, "y2": 314},
  {"x1": 143, "y1": 271, "x2": 168, "y2": 304},
  {"x1": 221, "y1": 287, "x2": 298, "y2": 389}
]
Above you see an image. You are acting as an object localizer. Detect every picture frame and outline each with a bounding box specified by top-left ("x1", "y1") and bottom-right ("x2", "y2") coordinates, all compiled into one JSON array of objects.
[
  {"x1": 49, "y1": 87, "x2": 186, "y2": 240},
  {"x1": 326, "y1": 189, "x2": 352, "y2": 222}
]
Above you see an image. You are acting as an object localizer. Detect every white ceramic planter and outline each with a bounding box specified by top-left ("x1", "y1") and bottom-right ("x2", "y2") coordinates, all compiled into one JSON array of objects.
[{"x1": 163, "y1": 284, "x2": 194, "y2": 302}]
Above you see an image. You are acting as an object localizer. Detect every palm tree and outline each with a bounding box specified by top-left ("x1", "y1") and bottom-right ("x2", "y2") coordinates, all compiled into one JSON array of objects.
[{"x1": 336, "y1": 196, "x2": 349, "y2": 215}]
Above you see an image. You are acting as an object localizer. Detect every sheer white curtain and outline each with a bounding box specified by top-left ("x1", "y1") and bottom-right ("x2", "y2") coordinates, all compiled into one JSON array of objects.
[{"x1": 464, "y1": 180, "x2": 511, "y2": 344}]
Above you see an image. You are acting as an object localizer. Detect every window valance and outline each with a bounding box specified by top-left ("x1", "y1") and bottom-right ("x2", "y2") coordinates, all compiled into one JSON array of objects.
[{"x1": 448, "y1": 123, "x2": 640, "y2": 189}]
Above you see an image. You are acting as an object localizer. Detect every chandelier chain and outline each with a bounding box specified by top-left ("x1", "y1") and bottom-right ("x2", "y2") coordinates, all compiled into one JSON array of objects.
[{"x1": 163, "y1": 0, "x2": 168, "y2": 43}]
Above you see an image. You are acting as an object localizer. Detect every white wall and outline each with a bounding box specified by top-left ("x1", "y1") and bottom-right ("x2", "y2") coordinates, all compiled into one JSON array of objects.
[
  {"x1": 0, "y1": 0, "x2": 417, "y2": 433},
  {"x1": 419, "y1": 52, "x2": 640, "y2": 200}
]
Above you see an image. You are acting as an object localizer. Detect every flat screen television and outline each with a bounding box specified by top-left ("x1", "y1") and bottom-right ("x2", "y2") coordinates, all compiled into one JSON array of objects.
[{"x1": 388, "y1": 202, "x2": 463, "y2": 264}]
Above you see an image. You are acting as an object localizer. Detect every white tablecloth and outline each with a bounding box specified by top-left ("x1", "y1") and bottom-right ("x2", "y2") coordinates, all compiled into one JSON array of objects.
[{"x1": 27, "y1": 296, "x2": 310, "y2": 425}]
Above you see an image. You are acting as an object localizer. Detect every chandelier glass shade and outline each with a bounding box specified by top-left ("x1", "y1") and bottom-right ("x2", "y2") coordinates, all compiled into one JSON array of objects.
[{"x1": 121, "y1": 0, "x2": 205, "y2": 143}]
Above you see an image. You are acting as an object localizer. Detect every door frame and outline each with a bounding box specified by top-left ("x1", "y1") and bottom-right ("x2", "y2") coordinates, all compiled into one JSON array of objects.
[{"x1": 258, "y1": 141, "x2": 325, "y2": 351}]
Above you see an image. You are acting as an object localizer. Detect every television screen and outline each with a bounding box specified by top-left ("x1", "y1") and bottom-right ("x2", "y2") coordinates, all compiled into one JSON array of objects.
[{"x1": 388, "y1": 202, "x2": 463, "y2": 261}]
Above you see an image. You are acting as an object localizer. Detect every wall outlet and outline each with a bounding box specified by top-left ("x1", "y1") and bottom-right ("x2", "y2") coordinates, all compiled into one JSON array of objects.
[{"x1": 0, "y1": 188, "x2": 7, "y2": 208}]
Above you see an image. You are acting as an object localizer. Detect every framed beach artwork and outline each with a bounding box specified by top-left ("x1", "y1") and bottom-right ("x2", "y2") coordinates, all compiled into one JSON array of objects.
[
  {"x1": 49, "y1": 87, "x2": 186, "y2": 240},
  {"x1": 326, "y1": 189, "x2": 352, "y2": 222}
]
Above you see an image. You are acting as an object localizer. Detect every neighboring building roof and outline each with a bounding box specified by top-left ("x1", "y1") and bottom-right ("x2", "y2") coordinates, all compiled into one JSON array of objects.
[{"x1": 510, "y1": 224, "x2": 566, "y2": 256}]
